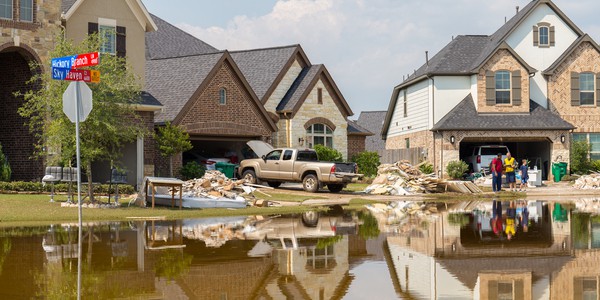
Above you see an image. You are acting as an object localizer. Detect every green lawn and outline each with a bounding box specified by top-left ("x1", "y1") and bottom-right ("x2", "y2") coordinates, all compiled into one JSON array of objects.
[
  {"x1": 343, "y1": 183, "x2": 369, "y2": 192},
  {"x1": 0, "y1": 194, "x2": 325, "y2": 227}
]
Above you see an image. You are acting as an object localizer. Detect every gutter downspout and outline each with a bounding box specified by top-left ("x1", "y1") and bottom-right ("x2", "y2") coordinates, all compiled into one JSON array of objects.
[{"x1": 426, "y1": 74, "x2": 437, "y2": 176}]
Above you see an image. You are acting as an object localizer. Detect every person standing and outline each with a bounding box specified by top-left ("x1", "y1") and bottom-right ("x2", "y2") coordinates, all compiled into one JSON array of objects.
[
  {"x1": 505, "y1": 201, "x2": 517, "y2": 240},
  {"x1": 504, "y1": 152, "x2": 517, "y2": 192},
  {"x1": 491, "y1": 153, "x2": 504, "y2": 192},
  {"x1": 519, "y1": 159, "x2": 529, "y2": 192}
]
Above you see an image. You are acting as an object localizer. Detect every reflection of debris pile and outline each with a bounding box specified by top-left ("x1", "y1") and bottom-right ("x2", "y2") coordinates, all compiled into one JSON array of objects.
[
  {"x1": 181, "y1": 218, "x2": 247, "y2": 248},
  {"x1": 364, "y1": 161, "x2": 440, "y2": 195},
  {"x1": 573, "y1": 174, "x2": 600, "y2": 190},
  {"x1": 575, "y1": 198, "x2": 600, "y2": 214},
  {"x1": 365, "y1": 201, "x2": 439, "y2": 233}
]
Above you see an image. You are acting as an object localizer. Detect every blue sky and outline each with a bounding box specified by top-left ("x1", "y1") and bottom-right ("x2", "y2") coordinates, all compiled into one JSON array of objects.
[{"x1": 142, "y1": 0, "x2": 600, "y2": 117}]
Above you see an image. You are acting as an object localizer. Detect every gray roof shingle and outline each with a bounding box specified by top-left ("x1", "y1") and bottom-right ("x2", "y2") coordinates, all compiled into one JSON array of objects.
[
  {"x1": 139, "y1": 91, "x2": 162, "y2": 107},
  {"x1": 146, "y1": 52, "x2": 224, "y2": 123},
  {"x1": 230, "y1": 45, "x2": 299, "y2": 102},
  {"x1": 277, "y1": 65, "x2": 322, "y2": 112},
  {"x1": 431, "y1": 94, "x2": 575, "y2": 131},
  {"x1": 356, "y1": 111, "x2": 387, "y2": 152},
  {"x1": 61, "y1": 0, "x2": 76, "y2": 13},
  {"x1": 347, "y1": 119, "x2": 373, "y2": 135},
  {"x1": 146, "y1": 14, "x2": 219, "y2": 60}
]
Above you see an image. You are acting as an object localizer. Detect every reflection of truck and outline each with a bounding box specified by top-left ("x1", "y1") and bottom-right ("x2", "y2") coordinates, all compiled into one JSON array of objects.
[{"x1": 238, "y1": 141, "x2": 362, "y2": 193}]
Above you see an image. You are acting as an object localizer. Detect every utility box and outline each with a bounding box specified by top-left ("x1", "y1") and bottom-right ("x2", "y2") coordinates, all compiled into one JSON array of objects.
[{"x1": 528, "y1": 169, "x2": 542, "y2": 187}]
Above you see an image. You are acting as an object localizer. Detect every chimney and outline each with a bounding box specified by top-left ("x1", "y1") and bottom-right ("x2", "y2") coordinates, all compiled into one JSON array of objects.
[
  {"x1": 425, "y1": 51, "x2": 429, "y2": 66},
  {"x1": 516, "y1": 6, "x2": 520, "y2": 14}
]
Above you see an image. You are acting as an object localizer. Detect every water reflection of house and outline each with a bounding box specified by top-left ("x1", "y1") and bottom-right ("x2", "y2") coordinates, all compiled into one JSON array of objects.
[{"x1": 384, "y1": 201, "x2": 596, "y2": 299}]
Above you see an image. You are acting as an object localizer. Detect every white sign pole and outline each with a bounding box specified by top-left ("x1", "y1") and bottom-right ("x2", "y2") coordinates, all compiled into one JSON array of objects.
[{"x1": 75, "y1": 81, "x2": 83, "y2": 300}]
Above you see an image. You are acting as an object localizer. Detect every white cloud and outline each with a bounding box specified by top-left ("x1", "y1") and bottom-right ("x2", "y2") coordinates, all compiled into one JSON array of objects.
[{"x1": 175, "y1": 0, "x2": 600, "y2": 116}]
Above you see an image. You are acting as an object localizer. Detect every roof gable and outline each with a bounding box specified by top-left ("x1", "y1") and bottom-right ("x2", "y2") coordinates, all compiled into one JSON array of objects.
[
  {"x1": 544, "y1": 34, "x2": 600, "y2": 75},
  {"x1": 146, "y1": 14, "x2": 219, "y2": 60},
  {"x1": 62, "y1": 0, "x2": 157, "y2": 32},
  {"x1": 277, "y1": 65, "x2": 353, "y2": 118},
  {"x1": 230, "y1": 45, "x2": 310, "y2": 103}
]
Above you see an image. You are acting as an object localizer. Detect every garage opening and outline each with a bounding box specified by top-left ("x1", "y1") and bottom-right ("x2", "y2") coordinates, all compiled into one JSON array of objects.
[
  {"x1": 183, "y1": 137, "x2": 260, "y2": 170},
  {"x1": 460, "y1": 138, "x2": 551, "y2": 180}
]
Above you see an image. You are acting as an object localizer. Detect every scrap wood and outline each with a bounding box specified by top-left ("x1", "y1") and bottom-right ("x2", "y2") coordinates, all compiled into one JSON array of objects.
[{"x1": 243, "y1": 183, "x2": 275, "y2": 189}]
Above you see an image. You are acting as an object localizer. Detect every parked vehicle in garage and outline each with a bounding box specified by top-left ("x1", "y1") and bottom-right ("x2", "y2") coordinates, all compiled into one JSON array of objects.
[
  {"x1": 464, "y1": 145, "x2": 510, "y2": 173},
  {"x1": 238, "y1": 141, "x2": 362, "y2": 193}
]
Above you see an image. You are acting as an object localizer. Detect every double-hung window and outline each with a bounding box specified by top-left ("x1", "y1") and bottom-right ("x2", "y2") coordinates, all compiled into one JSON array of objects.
[
  {"x1": 580, "y1": 73, "x2": 595, "y2": 106},
  {"x1": 0, "y1": 0, "x2": 12, "y2": 20},
  {"x1": 19, "y1": 0, "x2": 32, "y2": 22},
  {"x1": 539, "y1": 26, "x2": 549, "y2": 46},
  {"x1": 495, "y1": 71, "x2": 511, "y2": 104},
  {"x1": 98, "y1": 18, "x2": 117, "y2": 54}
]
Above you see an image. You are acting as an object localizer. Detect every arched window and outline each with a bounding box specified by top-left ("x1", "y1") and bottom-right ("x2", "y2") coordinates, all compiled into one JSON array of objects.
[
  {"x1": 219, "y1": 88, "x2": 227, "y2": 105},
  {"x1": 495, "y1": 70, "x2": 511, "y2": 104},
  {"x1": 306, "y1": 124, "x2": 333, "y2": 148}
]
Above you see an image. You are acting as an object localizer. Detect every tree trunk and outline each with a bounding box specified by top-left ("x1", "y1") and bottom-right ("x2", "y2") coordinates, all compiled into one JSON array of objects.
[
  {"x1": 169, "y1": 156, "x2": 173, "y2": 177},
  {"x1": 86, "y1": 162, "x2": 95, "y2": 202}
]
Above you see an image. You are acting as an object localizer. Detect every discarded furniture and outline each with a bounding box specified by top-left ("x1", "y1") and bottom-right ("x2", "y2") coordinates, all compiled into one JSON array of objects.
[
  {"x1": 107, "y1": 168, "x2": 127, "y2": 205},
  {"x1": 144, "y1": 177, "x2": 184, "y2": 209},
  {"x1": 42, "y1": 167, "x2": 62, "y2": 202},
  {"x1": 62, "y1": 167, "x2": 77, "y2": 203}
]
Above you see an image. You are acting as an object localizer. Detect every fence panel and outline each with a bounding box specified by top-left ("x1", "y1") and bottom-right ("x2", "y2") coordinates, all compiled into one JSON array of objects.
[{"x1": 379, "y1": 147, "x2": 425, "y2": 165}]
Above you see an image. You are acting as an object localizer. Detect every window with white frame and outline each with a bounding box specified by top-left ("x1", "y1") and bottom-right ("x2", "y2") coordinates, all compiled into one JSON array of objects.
[
  {"x1": 539, "y1": 26, "x2": 549, "y2": 46},
  {"x1": 573, "y1": 133, "x2": 600, "y2": 160},
  {"x1": 219, "y1": 88, "x2": 227, "y2": 105},
  {"x1": 19, "y1": 0, "x2": 32, "y2": 22},
  {"x1": 495, "y1": 71, "x2": 511, "y2": 104},
  {"x1": 580, "y1": 73, "x2": 595, "y2": 105},
  {"x1": 306, "y1": 124, "x2": 333, "y2": 148},
  {"x1": 98, "y1": 19, "x2": 117, "y2": 54},
  {"x1": 0, "y1": 0, "x2": 12, "y2": 19}
]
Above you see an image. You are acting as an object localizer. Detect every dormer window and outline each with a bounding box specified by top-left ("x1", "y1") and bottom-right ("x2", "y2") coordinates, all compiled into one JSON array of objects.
[
  {"x1": 533, "y1": 22, "x2": 555, "y2": 47},
  {"x1": 539, "y1": 26, "x2": 549, "y2": 46},
  {"x1": 485, "y1": 70, "x2": 522, "y2": 106}
]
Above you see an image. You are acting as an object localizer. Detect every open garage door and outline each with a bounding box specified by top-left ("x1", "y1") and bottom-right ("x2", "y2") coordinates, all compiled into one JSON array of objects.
[
  {"x1": 183, "y1": 136, "x2": 261, "y2": 169},
  {"x1": 460, "y1": 138, "x2": 551, "y2": 180}
]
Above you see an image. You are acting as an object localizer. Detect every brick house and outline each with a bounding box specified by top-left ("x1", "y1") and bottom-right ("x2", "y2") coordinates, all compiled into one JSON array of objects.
[
  {"x1": 0, "y1": 0, "x2": 161, "y2": 186},
  {"x1": 381, "y1": 0, "x2": 600, "y2": 179},
  {"x1": 146, "y1": 16, "x2": 362, "y2": 175}
]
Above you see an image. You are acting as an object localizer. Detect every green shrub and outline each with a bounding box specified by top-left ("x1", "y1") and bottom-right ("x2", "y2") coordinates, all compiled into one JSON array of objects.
[
  {"x1": 571, "y1": 140, "x2": 592, "y2": 174},
  {"x1": 0, "y1": 143, "x2": 11, "y2": 182},
  {"x1": 419, "y1": 161, "x2": 434, "y2": 174},
  {"x1": 591, "y1": 160, "x2": 600, "y2": 172},
  {"x1": 561, "y1": 174, "x2": 578, "y2": 182},
  {"x1": 446, "y1": 160, "x2": 468, "y2": 179},
  {"x1": 314, "y1": 144, "x2": 343, "y2": 162},
  {"x1": 351, "y1": 151, "x2": 379, "y2": 177},
  {"x1": 179, "y1": 161, "x2": 205, "y2": 180}
]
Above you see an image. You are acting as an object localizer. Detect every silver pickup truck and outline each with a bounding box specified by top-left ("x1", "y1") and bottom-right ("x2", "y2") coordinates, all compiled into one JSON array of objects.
[{"x1": 238, "y1": 141, "x2": 362, "y2": 193}]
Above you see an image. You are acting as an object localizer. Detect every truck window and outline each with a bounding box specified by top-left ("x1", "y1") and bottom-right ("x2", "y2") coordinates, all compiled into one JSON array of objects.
[
  {"x1": 265, "y1": 150, "x2": 282, "y2": 160},
  {"x1": 297, "y1": 151, "x2": 318, "y2": 161},
  {"x1": 283, "y1": 150, "x2": 293, "y2": 161}
]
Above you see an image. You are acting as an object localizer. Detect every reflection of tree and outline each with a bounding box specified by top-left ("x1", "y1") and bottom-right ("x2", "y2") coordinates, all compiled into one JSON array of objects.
[
  {"x1": 0, "y1": 237, "x2": 11, "y2": 276},
  {"x1": 448, "y1": 213, "x2": 470, "y2": 227},
  {"x1": 572, "y1": 213, "x2": 591, "y2": 249},
  {"x1": 316, "y1": 235, "x2": 343, "y2": 249},
  {"x1": 154, "y1": 249, "x2": 192, "y2": 281},
  {"x1": 358, "y1": 211, "x2": 380, "y2": 240},
  {"x1": 35, "y1": 263, "x2": 103, "y2": 299}
]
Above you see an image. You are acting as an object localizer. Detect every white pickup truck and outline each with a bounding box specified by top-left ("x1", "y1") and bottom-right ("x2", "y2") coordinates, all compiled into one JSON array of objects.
[{"x1": 238, "y1": 141, "x2": 362, "y2": 193}]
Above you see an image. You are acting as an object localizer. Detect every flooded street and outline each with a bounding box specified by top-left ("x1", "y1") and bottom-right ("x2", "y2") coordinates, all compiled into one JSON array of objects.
[{"x1": 0, "y1": 199, "x2": 598, "y2": 299}]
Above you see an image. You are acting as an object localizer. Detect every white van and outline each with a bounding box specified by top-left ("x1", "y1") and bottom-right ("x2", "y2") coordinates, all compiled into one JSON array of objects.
[{"x1": 464, "y1": 145, "x2": 510, "y2": 173}]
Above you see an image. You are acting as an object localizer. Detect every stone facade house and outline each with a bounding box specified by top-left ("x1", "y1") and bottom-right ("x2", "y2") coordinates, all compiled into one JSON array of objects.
[
  {"x1": 0, "y1": 0, "x2": 161, "y2": 186},
  {"x1": 145, "y1": 17, "x2": 360, "y2": 175},
  {"x1": 381, "y1": 0, "x2": 600, "y2": 179}
]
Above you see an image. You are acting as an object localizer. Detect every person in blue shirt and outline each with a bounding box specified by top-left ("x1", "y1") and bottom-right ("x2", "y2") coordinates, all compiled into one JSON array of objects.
[{"x1": 519, "y1": 159, "x2": 529, "y2": 192}]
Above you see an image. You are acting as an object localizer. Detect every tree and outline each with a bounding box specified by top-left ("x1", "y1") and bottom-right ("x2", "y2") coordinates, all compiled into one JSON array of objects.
[
  {"x1": 18, "y1": 32, "x2": 146, "y2": 201},
  {"x1": 155, "y1": 122, "x2": 192, "y2": 177},
  {"x1": 314, "y1": 144, "x2": 343, "y2": 162}
]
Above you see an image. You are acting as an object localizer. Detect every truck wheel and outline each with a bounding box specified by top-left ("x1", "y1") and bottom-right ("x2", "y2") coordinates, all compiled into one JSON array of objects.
[
  {"x1": 267, "y1": 181, "x2": 281, "y2": 188},
  {"x1": 303, "y1": 174, "x2": 319, "y2": 193},
  {"x1": 301, "y1": 211, "x2": 319, "y2": 227},
  {"x1": 327, "y1": 184, "x2": 344, "y2": 193},
  {"x1": 242, "y1": 170, "x2": 257, "y2": 184}
]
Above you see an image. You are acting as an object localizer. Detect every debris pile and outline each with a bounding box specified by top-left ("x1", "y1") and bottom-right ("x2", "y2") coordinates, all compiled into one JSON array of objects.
[
  {"x1": 180, "y1": 170, "x2": 250, "y2": 199},
  {"x1": 573, "y1": 174, "x2": 600, "y2": 190},
  {"x1": 364, "y1": 160, "x2": 440, "y2": 195}
]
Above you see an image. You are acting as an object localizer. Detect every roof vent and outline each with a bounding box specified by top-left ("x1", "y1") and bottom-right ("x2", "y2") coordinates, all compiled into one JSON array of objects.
[
  {"x1": 516, "y1": 6, "x2": 519, "y2": 14},
  {"x1": 425, "y1": 51, "x2": 429, "y2": 66}
]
